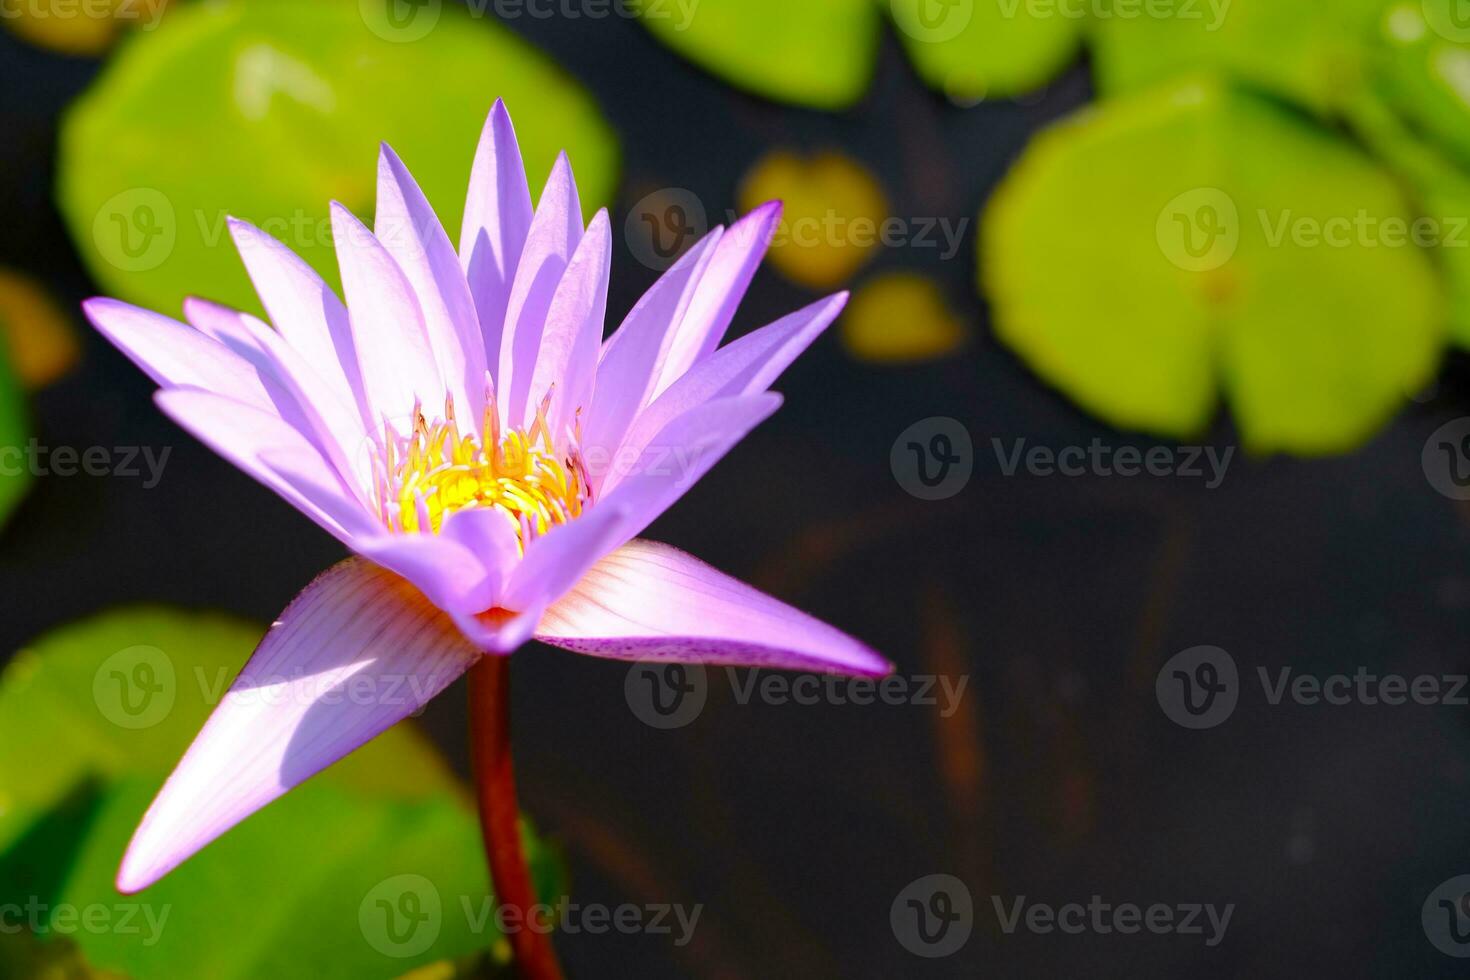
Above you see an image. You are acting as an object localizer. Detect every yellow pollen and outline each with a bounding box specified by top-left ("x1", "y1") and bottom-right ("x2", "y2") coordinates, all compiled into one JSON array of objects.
[{"x1": 377, "y1": 393, "x2": 586, "y2": 551}]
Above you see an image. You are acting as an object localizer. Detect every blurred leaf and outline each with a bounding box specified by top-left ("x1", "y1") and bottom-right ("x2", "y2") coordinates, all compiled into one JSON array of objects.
[
  {"x1": 394, "y1": 950, "x2": 515, "y2": 980},
  {"x1": 634, "y1": 0, "x2": 1078, "y2": 109},
  {"x1": 982, "y1": 77, "x2": 1443, "y2": 454},
  {"x1": 889, "y1": 0, "x2": 1082, "y2": 103},
  {"x1": 739, "y1": 150, "x2": 889, "y2": 288},
  {"x1": 842, "y1": 272, "x2": 967, "y2": 363},
  {"x1": 0, "y1": 338, "x2": 29, "y2": 528},
  {"x1": 1373, "y1": 1, "x2": 1470, "y2": 171},
  {"x1": 0, "y1": 269, "x2": 80, "y2": 389},
  {"x1": 1089, "y1": 0, "x2": 1387, "y2": 115},
  {"x1": 633, "y1": 0, "x2": 879, "y2": 109},
  {"x1": 59, "y1": 0, "x2": 618, "y2": 317},
  {"x1": 0, "y1": 931, "x2": 123, "y2": 980},
  {"x1": 1351, "y1": 75, "x2": 1470, "y2": 351},
  {"x1": 0, "y1": 608, "x2": 562, "y2": 980},
  {"x1": 1, "y1": 0, "x2": 171, "y2": 57}
]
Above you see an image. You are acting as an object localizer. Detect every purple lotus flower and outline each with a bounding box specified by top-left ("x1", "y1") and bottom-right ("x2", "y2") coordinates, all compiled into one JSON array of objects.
[{"x1": 83, "y1": 102, "x2": 890, "y2": 910}]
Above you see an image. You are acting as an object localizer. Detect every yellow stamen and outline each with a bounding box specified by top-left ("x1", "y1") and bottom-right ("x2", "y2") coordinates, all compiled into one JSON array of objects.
[{"x1": 376, "y1": 393, "x2": 586, "y2": 551}]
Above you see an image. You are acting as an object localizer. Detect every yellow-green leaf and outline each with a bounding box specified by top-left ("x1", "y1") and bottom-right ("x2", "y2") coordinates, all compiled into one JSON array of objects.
[
  {"x1": 982, "y1": 77, "x2": 1444, "y2": 454},
  {"x1": 59, "y1": 0, "x2": 618, "y2": 317}
]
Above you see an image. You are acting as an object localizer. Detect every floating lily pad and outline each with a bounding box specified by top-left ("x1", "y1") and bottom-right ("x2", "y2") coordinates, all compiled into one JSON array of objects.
[
  {"x1": 1, "y1": 0, "x2": 171, "y2": 57},
  {"x1": 634, "y1": 0, "x2": 1078, "y2": 108},
  {"x1": 982, "y1": 77, "x2": 1443, "y2": 454},
  {"x1": 889, "y1": 0, "x2": 1083, "y2": 103},
  {"x1": 842, "y1": 272, "x2": 967, "y2": 363},
  {"x1": 634, "y1": 0, "x2": 878, "y2": 109},
  {"x1": 738, "y1": 149, "x2": 889, "y2": 288},
  {"x1": 0, "y1": 268, "x2": 80, "y2": 390},
  {"x1": 1089, "y1": 0, "x2": 1386, "y2": 115},
  {"x1": 59, "y1": 0, "x2": 618, "y2": 317},
  {"x1": 1373, "y1": 1, "x2": 1470, "y2": 171},
  {"x1": 0, "y1": 337, "x2": 29, "y2": 529},
  {"x1": 0, "y1": 608, "x2": 561, "y2": 980}
]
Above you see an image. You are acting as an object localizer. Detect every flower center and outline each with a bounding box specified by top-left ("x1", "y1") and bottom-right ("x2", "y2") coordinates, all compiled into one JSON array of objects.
[{"x1": 375, "y1": 394, "x2": 587, "y2": 550}]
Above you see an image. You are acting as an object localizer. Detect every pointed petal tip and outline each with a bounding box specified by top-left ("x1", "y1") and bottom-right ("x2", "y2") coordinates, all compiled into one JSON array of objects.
[
  {"x1": 115, "y1": 854, "x2": 157, "y2": 896},
  {"x1": 740, "y1": 200, "x2": 783, "y2": 228},
  {"x1": 378, "y1": 141, "x2": 407, "y2": 171},
  {"x1": 79, "y1": 296, "x2": 113, "y2": 319}
]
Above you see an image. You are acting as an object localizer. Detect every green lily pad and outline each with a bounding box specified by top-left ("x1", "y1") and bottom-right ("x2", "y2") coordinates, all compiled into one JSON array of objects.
[
  {"x1": 0, "y1": 334, "x2": 29, "y2": 530},
  {"x1": 981, "y1": 76, "x2": 1444, "y2": 454},
  {"x1": 889, "y1": 0, "x2": 1083, "y2": 102},
  {"x1": 1089, "y1": 0, "x2": 1387, "y2": 116},
  {"x1": 1373, "y1": 1, "x2": 1470, "y2": 171},
  {"x1": 0, "y1": 608, "x2": 561, "y2": 980},
  {"x1": 634, "y1": 0, "x2": 1079, "y2": 109},
  {"x1": 58, "y1": 0, "x2": 618, "y2": 318},
  {"x1": 634, "y1": 0, "x2": 879, "y2": 109}
]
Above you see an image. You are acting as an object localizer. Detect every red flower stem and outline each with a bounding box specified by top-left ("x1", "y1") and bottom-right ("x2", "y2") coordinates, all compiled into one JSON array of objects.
[{"x1": 469, "y1": 656, "x2": 564, "y2": 980}]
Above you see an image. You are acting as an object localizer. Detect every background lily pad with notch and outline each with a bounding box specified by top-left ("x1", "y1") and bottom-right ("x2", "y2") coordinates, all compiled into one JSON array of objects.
[
  {"x1": 0, "y1": 608, "x2": 562, "y2": 980},
  {"x1": 981, "y1": 77, "x2": 1444, "y2": 454},
  {"x1": 58, "y1": 0, "x2": 619, "y2": 318}
]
